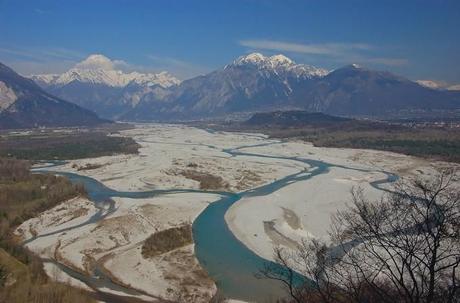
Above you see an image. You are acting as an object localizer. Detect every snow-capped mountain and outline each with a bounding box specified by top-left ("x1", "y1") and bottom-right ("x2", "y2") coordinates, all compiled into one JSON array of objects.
[
  {"x1": 229, "y1": 53, "x2": 329, "y2": 79},
  {"x1": 32, "y1": 54, "x2": 180, "y2": 88},
  {"x1": 28, "y1": 52, "x2": 460, "y2": 122},
  {"x1": 31, "y1": 73, "x2": 60, "y2": 86},
  {"x1": 122, "y1": 53, "x2": 330, "y2": 120},
  {"x1": 30, "y1": 54, "x2": 180, "y2": 118},
  {"x1": 33, "y1": 67, "x2": 179, "y2": 88},
  {"x1": 122, "y1": 54, "x2": 460, "y2": 121}
]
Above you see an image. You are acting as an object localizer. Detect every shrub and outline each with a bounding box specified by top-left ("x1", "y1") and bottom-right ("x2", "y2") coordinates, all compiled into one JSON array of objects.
[{"x1": 142, "y1": 225, "x2": 193, "y2": 258}]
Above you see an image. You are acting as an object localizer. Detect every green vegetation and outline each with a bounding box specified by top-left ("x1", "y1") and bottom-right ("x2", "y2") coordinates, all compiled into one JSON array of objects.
[
  {"x1": 193, "y1": 111, "x2": 460, "y2": 163},
  {"x1": 0, "y1": 247, "x2": 95, "y2": 303},
  {"x1": 0, "y1": 129, "x2": 139, "y2": 160},
  {"x1": 271, "y1": 128, "x2": 460, "y2": 163},
  {"x1": 204, "y1": 117, "x2": 460, "y2": 163},
  {"x1": 0, "y1": 158, "x2": 86, "y2": 236},
  {"x1": 180, "y1": 170, "x2": 229, "y2": 190},
  {"x1": 73, "y1": 163, "x2": 105, "y2": 171},
  {"x1": 142, "y1": 225, "x2": 193, "y2": 258},
  {"x1": 0, "y1": 157, "x2": 95, "y2": 303}
]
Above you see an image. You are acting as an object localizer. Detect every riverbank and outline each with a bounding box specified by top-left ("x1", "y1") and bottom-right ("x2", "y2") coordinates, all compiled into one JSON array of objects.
[
  {"x1": 225, "y1": 139, "x2": 459, "y2": 265},
  {"x1": 16, "y1": 124, "x2": 309, "y2": 302},
  {"x1": 47, "y1": 124, "x2": 304, "y2": 192},
  {"x1": 0, "y1": 157, "x2": 96, "y2": 303},
  {"x1": 14, "y1": 123, "x2": 459, "y2": 302}
]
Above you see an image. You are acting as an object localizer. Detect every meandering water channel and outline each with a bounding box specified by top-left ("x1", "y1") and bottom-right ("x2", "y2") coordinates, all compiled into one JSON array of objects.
[{"x1": 29, "y1": 139, "x2": 397, "y2": 302}]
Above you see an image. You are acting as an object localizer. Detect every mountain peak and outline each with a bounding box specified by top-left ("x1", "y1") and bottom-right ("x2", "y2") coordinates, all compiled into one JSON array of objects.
[
  {"x1": 233, "y1": 53, "x2": 295, "y2": 67},
  {"x1": 330, "y1": 64, "x2": 367, "y2": 74},
  {"x1": 230, "y1": 52, "x2": 327, "y2": 78},
  {"x1": 31, "y1": 54, "x2": 180, "y2": 88},
  {"x1": 234, "y1": 52, "x2": 267, "y2": 65},
  {"x1": 75, "y1": 54, "x2": 116, "y2": 71},
  {"x1": 269, "y1": 54, "x2": 294, "y2": 65}
]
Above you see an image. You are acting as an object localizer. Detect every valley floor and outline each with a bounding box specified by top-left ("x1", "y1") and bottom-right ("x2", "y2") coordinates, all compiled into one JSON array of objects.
[{"x1": 14, "y1": 124, "x2": 459, "y2": 302}]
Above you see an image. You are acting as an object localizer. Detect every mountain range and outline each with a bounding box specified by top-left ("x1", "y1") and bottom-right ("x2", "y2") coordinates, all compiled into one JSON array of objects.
[
  {"x1": 123, "y1": 53, "x2": 333, "y2": 120},
  {"x1": 19, "y1": 53, "x2": 460, "y2": 122},
  {"x1": 0, "y1": 62, "x2": 107, "y2": 129},
  {"x1": 31, "y1": 54, "x2": 180, "y2": 119},
  {"x1": 121, "y1": 53, "x2": 460, "y2": 121}
]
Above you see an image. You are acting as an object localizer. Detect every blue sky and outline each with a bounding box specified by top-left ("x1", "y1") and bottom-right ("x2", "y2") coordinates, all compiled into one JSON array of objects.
[{"x1": 0, "y1": 0, "x2": 459, "y2": 83}]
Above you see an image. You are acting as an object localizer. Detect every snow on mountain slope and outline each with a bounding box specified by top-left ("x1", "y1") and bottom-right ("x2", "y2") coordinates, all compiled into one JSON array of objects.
[
  {"x1": 123, "y1": 53, "x2": 460, "y2": 121},
  {"x1": 448, "y1": 84, "x2": 460, "y2": 91},
  {"x1": 123, "y1": 71, "x2": 181, "y2": 87},
  {"x1": 416, "y1": 80, "x2": 446, "y2": 90},
  {"x1": 122, "y1": 53, "x2": 331, "y2": 121},
  {"x1": 416, "y1": 80, "x2": 460, "y2": 91},
  {"x1": 31, "y1": 54, "x2": 180, "y2": 88},
  {"x1": 0, "y1": 62, "x2": 106, "y2": 129},
  {"x1": 0, "y1": 80, "x2": 18, "y2": 112},
  {"x1": 31, "y1": 74, "x2": 60, "y2": 85},
  {"x1": 229, "y1": 53, "x2": 329, "y2": 78}
]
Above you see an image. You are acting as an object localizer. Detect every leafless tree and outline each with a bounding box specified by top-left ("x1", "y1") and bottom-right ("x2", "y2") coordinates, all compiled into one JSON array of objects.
[{"x1": 260, "y1": 170, "x2": 460, "y2": 303}]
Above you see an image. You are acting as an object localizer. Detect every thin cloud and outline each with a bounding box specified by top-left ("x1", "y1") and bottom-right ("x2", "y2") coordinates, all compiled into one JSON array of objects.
[
  {"x1": 0, "y1": 45, "x2": 85, "y2": 63},
  {"x1": 239, "y1": 39, "x2": 373, "y2": 56},
  {"x1": 0, "y1": 46, "x2": 186, "y2": 78},
  {"x1": 239, "y1": 39, "x2": 407, "y2": 67},
  {"x1": 40, "y1": 48, "x2": 85, "y2": 61},
  {"x1": 73, "y1": 54, "x2": 129, "y2": 71},
  {"x1": 147, "y1": 54, "x2": 211, "y2": 79},
  {"x1": 147, "y1": 55, "x2": 190, "y2": 68},
  {"x1": 0, "y1": 45, "x2": 87, "y2": 75},
  {"x1": 0, "y1": 47, "x2": 44, "y2": 62},
  {"x1": 357, "y1": 57, "x2": 408, "y2": 67},
  {"x1": 34, "y1": 8, "x2": 49, "y2": 15}
]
